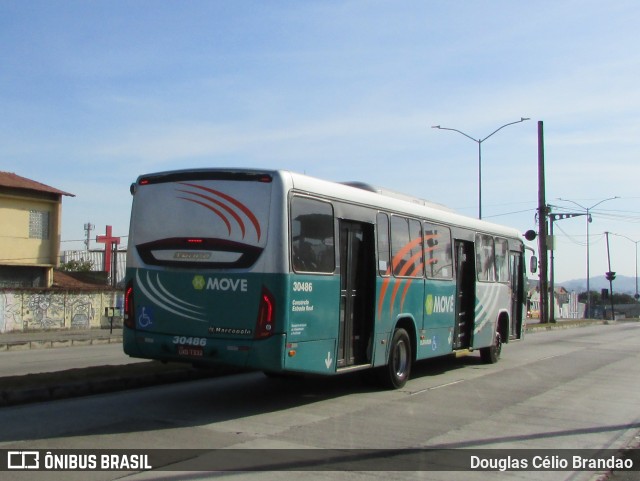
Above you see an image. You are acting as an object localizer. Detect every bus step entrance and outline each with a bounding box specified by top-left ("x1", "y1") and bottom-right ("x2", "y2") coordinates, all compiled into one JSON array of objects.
[{"x1": 453, "y1": 312, "x2": 468, "y2": 349}]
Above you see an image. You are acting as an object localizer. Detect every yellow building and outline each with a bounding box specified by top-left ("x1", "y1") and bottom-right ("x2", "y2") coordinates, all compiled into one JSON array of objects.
[{"x1": 0, "y1": 172, "x2": 74, "y2": 288}]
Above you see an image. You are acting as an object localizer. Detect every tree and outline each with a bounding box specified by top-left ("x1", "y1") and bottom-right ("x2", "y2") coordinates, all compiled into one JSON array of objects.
[
  {"x1": 59, "y1": 259, "x2": 93, "y2": 272},
  {"x1": 578, "y1": 291, "x2": 601, "y2": 304},
  {"x1": 612, "y1": 292, "x2": 639, "y2": 304},
  {"x1": 578, "y1": 290, "x2": 639, "y2": 305}
]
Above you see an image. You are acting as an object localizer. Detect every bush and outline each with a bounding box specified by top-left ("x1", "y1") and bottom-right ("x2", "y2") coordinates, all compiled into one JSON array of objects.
[{"x1": 59, "y1": 259, "x2": 93, "y2": 272}]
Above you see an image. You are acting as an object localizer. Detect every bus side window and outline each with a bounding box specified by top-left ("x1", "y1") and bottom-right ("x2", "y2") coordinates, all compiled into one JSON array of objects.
[
  {"x1": 391, "y1": 216, "x2": 423, "y2": 278},
  {"x1": 475, "y1": 234, "x2": 495, "y2": 282},
  {"x1": 290, "y1": 197, "x2": 335, "y2": 273},
  {"x1": 494, "y1": 237, "x2": 510, "y2": 283},
  {"x1": 423, "y1": 222, "x2": 453, "y2": 279},
  {"x1": 376, "y1": 213, "x2": 390, "y2": 276}
]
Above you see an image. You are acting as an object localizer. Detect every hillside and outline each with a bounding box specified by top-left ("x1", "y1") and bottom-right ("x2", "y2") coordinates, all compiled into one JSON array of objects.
[{"x1": 556, "y1": 275, "x2": 637, "y2": 295}]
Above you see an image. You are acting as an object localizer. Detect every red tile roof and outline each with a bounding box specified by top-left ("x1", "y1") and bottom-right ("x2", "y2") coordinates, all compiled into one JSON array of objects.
[
  {"x1": 52, "y1": 270, "x2": 110, "y2": 289},
  {"x1": 0, "y1": 171, "x2": 74, "y2": 197}
]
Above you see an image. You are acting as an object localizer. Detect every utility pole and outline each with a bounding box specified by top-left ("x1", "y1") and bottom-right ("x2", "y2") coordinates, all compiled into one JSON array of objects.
[
  {"x1": 548, "y1": 205, "x2": 555, "y2": 322},
  {"x1": 537, "y1": 121, "x2": 549, "y2": 324},
  {"x1": 604, "y1": 231, "x2": 616, "y2": 321},
  {"x1": 84, "y1": 222, "x2": 94, "y2": 250}
]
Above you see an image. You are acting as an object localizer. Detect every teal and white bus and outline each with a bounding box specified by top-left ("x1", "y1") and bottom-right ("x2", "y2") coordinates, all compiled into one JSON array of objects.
[{"x1": 124, "y1": 169, "x2": 530, "y2": 388}]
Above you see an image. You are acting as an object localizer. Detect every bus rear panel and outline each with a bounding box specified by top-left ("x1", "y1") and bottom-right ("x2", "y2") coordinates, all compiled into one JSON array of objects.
[{"x1": 123, "y1": 170, "x2": 288, "y2": 372}]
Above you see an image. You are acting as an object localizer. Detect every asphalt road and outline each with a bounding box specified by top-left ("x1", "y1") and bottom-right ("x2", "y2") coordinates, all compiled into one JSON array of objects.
[
  {"x1": 1, "y1": 322, "x2": 639, "y2": 481},
  {"x1": 0, "y1": 343, "x2": 142, "y2": 377}
]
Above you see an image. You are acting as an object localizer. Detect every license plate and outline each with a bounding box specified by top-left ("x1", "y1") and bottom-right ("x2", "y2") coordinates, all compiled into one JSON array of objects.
[{"x1": 177, "y1": 346, "x2": 204, "y2": 357}]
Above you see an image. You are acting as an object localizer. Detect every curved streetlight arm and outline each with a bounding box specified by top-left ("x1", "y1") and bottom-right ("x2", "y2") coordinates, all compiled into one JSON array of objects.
[
  {"x1": 590, "y1": 196, "x2": 620, "y2": 210},
  {"x1": 481, "y1": 117, "x2": 530, "y2": 143},
  {"x1": 431, "y1": 118, "x2": 530, "y2": 144},
  {"x1": 557, "y1": 198, "x2": 587, "y2": 211},
  {"x1": 609, "y1": 232, "x2": 639, "y2": 244},
  {"x1": 557, "y1": 196, "x2": 619, "y2": 212},
  {"x1": 430, "y1": 125, "x2": 478, "y2": 143}
]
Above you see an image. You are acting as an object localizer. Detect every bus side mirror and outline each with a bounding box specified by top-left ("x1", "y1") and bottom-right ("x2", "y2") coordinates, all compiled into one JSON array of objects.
[{"x1": 529, "y1": 256, "x2": 538, "y2": 274}]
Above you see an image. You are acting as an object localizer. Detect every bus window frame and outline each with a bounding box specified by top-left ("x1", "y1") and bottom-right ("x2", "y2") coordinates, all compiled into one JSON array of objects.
[
  {"x1": 423, "y1": 221, "x2": 454, "y2": 280},
  {"x1": 390, "y1": 215, "x2": 424, "y2": 279},
  {"x1": 494, "y1": 236, "x2": 510, "y2": 284},
  {"x1": 289, "y1": 195, "x2": 336, "y2": 275},
  {"x1": 475, "y1": 233, "x2": 496, "y2": 282},
  {"x1": 376, "y1": 212, "x2": 391, "y2": 277}
]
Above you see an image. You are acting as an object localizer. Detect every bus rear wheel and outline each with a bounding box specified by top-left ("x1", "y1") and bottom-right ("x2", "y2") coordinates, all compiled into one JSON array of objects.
[
  {"x1": 380, "y1": 327, "x2": 412, "y2": 389},
  {"x1": 480, "y1": 330, "x2": 502, "y2": 364}
]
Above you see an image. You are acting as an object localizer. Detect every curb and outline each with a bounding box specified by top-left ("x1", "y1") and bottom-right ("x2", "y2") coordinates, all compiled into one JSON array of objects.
[
  {"x1": 0, "y1": 335, "x2": 123, "y2": 352},
  {"x1": 0, "y1": 362, "x2": 245, "y2": 407},
  {"x1": 525, "y1": 319, "x2": 609, "y2": 332}
]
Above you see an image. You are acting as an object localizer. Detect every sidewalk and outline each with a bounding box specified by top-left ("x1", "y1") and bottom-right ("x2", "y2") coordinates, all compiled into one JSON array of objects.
[{"x1": 0, "y1": 327, "x2": 123, "y2": 351}]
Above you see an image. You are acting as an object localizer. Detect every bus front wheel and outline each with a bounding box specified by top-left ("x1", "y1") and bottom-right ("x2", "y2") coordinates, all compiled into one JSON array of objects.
[{"x1": 381, "y1": 328, "x2": 412, "y2": 389}]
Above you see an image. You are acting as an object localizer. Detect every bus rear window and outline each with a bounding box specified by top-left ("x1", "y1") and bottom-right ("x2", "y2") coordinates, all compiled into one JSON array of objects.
[{"x1": 130, "y1": 173, "x2": 272, "y2": 269}]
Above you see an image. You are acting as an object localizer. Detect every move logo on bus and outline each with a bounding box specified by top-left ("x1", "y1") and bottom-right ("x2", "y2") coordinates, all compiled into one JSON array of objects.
[
  {"x1": 192, "y1": 275, "x2": 248, "y2": 292},
  {"x1": 426, "y1": 294, "x2": 455, "y2": 315}
]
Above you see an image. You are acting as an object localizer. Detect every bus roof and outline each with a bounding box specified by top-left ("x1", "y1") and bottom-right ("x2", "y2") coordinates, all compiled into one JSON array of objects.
[
  {"x1": 285, "y1": 170, "x2": 523, "y2": 241},
  {"x1": 134, "y1": 167, "x2": 524, "y2": 241}
]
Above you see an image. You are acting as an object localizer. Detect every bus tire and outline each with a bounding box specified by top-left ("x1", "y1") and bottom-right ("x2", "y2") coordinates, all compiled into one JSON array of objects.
[
  {"x1": 480, "y1": 330, "x2": 502, "y2": 364},
  {"x1": 381, "y1": 327, "x2": 412, "y2": 389}
]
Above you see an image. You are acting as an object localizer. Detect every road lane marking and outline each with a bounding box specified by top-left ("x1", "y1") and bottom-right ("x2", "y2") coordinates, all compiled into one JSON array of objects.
[{"x1": 408, "y1": 379, "x2": 465, "y2": 396}]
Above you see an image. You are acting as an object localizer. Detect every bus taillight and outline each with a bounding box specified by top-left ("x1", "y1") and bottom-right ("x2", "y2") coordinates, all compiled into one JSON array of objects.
[
  {"x1": 124, "y1": 283, "x2": 135, "y2": 329},
  {"x1": 255, "y1": 287, "x2": 275, "y2": 339}
]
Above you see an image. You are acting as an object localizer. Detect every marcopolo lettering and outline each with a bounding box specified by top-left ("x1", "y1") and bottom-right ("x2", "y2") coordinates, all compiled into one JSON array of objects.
[{"x1": 208, "y1": 326, "x2": 253, "y2": 336}]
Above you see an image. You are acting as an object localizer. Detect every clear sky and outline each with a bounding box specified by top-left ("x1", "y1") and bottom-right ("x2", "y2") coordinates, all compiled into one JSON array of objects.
[{"x1": 1, "y1": 0, "x2": 639, "y2": 284}]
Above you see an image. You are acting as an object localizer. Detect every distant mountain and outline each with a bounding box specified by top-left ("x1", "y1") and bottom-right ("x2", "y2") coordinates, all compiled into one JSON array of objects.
[{"x1": 556, "y1": 275, "x2": 638, "y2": 295}]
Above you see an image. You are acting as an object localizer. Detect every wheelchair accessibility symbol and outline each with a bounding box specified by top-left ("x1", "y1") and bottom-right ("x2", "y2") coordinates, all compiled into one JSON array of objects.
[{"x1": 137, "y1": 306, "x2": 154, "y2": 329}]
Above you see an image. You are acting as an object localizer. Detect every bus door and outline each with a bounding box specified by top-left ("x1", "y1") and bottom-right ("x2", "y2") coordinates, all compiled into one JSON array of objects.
[
  {"x1": 509, "y1": 251, "x2": 524, "y2": 339},
  {"x1": 338, "y1": 220, "x2": 375, "y2": 368},
  {"x1": 453, "y1": 240, "x2": 475, "y2": 350}
]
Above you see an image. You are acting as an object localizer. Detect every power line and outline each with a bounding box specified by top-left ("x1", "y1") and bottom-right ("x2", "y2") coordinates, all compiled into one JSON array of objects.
[
  {"x1": 483, "y1": 208, "x2": 537, "y2": 219},
  {"x1": 553, "y1": 223, "x2": 608, "y2": 247}
]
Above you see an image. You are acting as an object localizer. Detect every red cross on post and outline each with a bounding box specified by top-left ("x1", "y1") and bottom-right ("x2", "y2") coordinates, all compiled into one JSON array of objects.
[{"x1": 96, "y1": 225, "x2": 121, "y2": 274}]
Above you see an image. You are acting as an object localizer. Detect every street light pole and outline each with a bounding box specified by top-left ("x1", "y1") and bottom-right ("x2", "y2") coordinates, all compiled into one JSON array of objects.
[
  {"x1": 610, "y1": 233, "x2": 639, "y2": 300},
  {"x1": 604, "y1": 232, "x2": 616, "y2": 320},
  {"x1": 431, "y1": 117, "x2": 530, "y2": 219},
  {"x1": 548, "y1": 210, "x2": 587, "y2": 321},
  {"x1": 557, "y1": 196, "x2": 619, "y2": 317}
]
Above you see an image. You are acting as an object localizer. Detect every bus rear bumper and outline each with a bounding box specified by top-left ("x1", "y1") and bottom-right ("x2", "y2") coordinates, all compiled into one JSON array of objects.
[{"x1": 123, "y1": 327, "x2": 285, "y2": 371}]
